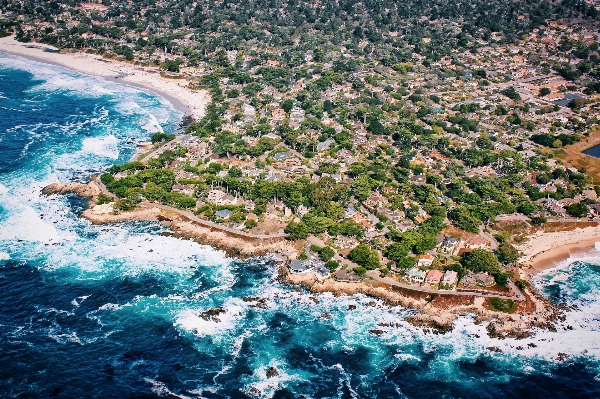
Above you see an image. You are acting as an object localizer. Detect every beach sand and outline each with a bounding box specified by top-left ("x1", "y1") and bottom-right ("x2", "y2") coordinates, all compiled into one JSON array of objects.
[
  {"x1": 0, "y1": 36, "x2": 209, "y2": 120},
  {"x1": 516, "y1": 225, "x2": 600, "y2": 275}
]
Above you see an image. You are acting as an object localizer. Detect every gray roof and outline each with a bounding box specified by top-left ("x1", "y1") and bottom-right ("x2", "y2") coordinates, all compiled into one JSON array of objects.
[
  {"x1": 215, "y1": 209, "x2": 232, "y2": 218},
  {"x1": 273, "y1": 152, "x2": 292, "y2": 161},
  {"x1": 288, "y1": 260, "x2": 312, "y2": 273}
]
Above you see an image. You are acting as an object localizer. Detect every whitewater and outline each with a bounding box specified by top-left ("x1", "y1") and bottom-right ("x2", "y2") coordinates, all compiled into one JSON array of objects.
[{"x1": 0, "y1": 53, "x2": 599, "y2": 398}]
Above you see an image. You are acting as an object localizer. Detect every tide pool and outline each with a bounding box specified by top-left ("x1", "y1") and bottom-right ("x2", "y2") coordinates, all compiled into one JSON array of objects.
[{"x1": 1, "y1": 53, "x2": 599, "y2": 398}]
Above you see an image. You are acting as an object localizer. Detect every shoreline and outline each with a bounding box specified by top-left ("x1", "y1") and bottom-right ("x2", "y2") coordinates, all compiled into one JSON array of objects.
[
  {"x1": 0, "y1": 36, "x2": 209, "y2": 120},
  {"x1": 41, "y1": 180, "x2": 566, "y2": 336},
  {"x1": 516, "y1": 225, "x2": 600, "y2": 276}
]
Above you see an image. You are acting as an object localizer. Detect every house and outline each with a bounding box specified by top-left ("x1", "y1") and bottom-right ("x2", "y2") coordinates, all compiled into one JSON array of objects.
[
  {"x1": 589, "y1": 204, "x2": 600, "y2": 216},
  {"x1": 171, "y1": 184, "x2": 195, "y2": 197},
  {"x1": 334, "y1": 269, "x2": 362, "y2": 282},
  {"x1": 334, "y1": 235, "x2": 359, "y2": 249},
  {"x1": 290, "y1": 106, "x2": 305, "y2": 123},
  {"x1": 465, "y1": 235, "x2": 489, "y2": 249},
  {"x1": 417, "y1": 254, "x2": 435, "y2": 267},
  {"x1": 272, "y1": 151, "x2": 292, "y2": 162},
  {"x1": 207, "y1": 189, "x2": 227, "y2": 204},
  {"x1": 271, "y1": 108, "x2": 286, "y2": 122},
  {"x1": 365, "y1": 192, "x2": 387, "y2": 208},
  {"x1": 215, "y1": 209, "x2": 232, "y2": 219},
  {"x1": 426, "y1": 270, "x2": 444, "y2": 284},
  {"x1": 441, "y1": 237, "x2": 460, "y2": 254},
  {"x1": 474, "y1": 272, "x2": 495, "y2": 286},
  {"x1": 405, "y1": 267, "x2": 427, "y2": 283},
  {"x1": 297, "y1": 204, "x2": 310, "y2": 216},
  {"x1": 316, "y1": 139, "x2": 334, "y2": 152},
  {"x1": 443, "y1": 270, "x2": 458, "y2": 286},
  {"x1": 396, "y1": 219, "x2": 416, "y2": 232},
  {"x1": 344, "y1": 206, "x2": 358, "y2": 218},
  {"x1": 246, "y1": 213, "x2": 259, "y2": 221},
  {"x1": 288, "y1": 260, "x2": 313, "y2": 273}
]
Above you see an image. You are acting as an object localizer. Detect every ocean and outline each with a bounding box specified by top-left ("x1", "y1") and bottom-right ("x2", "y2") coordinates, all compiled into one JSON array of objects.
[{"x1": 0, "y1": 53, "x2": 599, "y2": 398}]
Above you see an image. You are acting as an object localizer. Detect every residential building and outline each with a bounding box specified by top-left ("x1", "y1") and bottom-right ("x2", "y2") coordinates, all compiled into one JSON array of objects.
[{"x1": 417, "y1": 254, "x2": 435, "y2": 267}]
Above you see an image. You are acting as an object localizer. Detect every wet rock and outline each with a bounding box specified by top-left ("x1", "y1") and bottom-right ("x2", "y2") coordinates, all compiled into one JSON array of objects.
[
  {"x1": 368, "y1": 329, "x2": 384, "y2": 336},
  {"x1": 321, "y1": 313, "x2": 332, "y2": 320},
  {"x1": 266, "y1": 366, "x2": 279, "y2": 378},
  {"x1": 198, "y1": 307, "x2": 225, "y2": 322},
  {"x1": 405, "y1": 315, "x2": 454, "y2": 334},
  {"x1": 347, "y1": 304, "x2": 356, "y2": 311},
  {"x1": 487, "y1": 346, "x2": 503, "y2": 353}
]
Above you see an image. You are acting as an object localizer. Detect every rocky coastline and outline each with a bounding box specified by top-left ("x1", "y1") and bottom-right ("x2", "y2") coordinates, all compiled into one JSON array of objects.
[
  {"x1": 43, "y1": 180, "x2": 563, "y2": 338},
  {"x1": 281, "y1": 267, "x2": 563, "y2": 339}
]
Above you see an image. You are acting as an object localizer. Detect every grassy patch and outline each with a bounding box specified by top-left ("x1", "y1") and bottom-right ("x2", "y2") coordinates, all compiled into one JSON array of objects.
[{"x1": 488, "y1": 297, "x2": 517, "y2": 313}]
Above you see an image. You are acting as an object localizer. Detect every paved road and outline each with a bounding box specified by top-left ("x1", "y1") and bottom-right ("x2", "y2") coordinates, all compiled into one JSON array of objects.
[
  {"x1": 365, "y1": 270, "x2": 522, "y2": 300},
  {"x1": 479, "y1": 226, "x2": 499, "y2": 250},
  {"x1": 140, "y1": 202, "x2": 288, "y2": 239}
]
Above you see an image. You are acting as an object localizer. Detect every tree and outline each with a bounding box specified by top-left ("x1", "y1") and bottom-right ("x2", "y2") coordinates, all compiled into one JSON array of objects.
[
  {"x1": 284, "y1": 221, "x2": 309, "y2": 240},
  {"x1": 539, "y1": 87, "x2": 551, "y2": 96},
  {"x1": 501, "y1": 86, "x2": 521, "y2": 101},
  {"x1": 318, "y1": 247, "x2": 335, "y2": 262},
  {"x1": 566, "y1": 202, "x2": 589, "y2": 218},
  {"x1": 495, "y1": 244, "x2": 520, "y2": 265},
  {"x1": 151, "y1": 132, "x2": 175, "y2": 143},
  {"x1": 495, "y1": 272, "x2": 509, "y2": 286},
  {"x1": 460, "y1": 249, "x2": 502, "y2": 275},
  {"x1": 348, "y1": 244, "x2": 380, "y2": 270},
  {"x1": 568, "y1": 98, "x2": 586, "y2": 110}
]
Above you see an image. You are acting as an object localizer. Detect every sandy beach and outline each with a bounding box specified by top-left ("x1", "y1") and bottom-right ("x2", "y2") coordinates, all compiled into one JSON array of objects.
[
  {"x1": 516, "y1": 225, "x2": 600, "y2": 275},
  {"x1": 0, "y1": 36, "x2": 209, "y2": 120}
]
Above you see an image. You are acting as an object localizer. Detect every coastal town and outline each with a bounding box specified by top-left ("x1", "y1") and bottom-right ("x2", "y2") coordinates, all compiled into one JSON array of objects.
[{"x1": 4, "y1": 0, "x2": 600, "y2": 314}]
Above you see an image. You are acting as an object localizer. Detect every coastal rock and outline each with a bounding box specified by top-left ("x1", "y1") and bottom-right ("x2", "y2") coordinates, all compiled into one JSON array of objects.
[
  {"x1": 198, "y1": 307, "x2": 226, "y2": 322},
  {"x1": 405, "y1": 314, "x2": 455, "y2": 334},
  {"x1": 487, "y1": 346, "x2": 503, "y2": 353},
  {"x1": 266, "y1": 366, "x2": 279, "y2": 378},
  {"x1": 42, "y1": 181, "x2": 101, "y2": 198}
]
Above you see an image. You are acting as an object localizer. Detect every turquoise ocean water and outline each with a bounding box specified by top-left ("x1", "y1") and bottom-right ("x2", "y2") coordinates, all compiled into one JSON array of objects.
[{"x1": 0, "y1": 53, "x2": 599, "y2": 398}]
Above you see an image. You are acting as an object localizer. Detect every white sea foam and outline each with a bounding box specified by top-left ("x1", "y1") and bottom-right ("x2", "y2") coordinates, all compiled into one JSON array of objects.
[
  {"x1": 141, "y1": 113, "x2": 164, "y2": 134},
  {"x1": 0, "y1": 184, "x2": 8, "y2": 195},
  {"x1": 0, "y1": 206, "x2": 60, "y2": 243},
  {"x1": 81, "y1": 135, "x2": 120, "y2": 159},
  {"x1": 175, "y1": 300, "x2": 245, "y2": 338},
  {"x1": 0, "y1": 252, "x2": 10, "y2": 260}
]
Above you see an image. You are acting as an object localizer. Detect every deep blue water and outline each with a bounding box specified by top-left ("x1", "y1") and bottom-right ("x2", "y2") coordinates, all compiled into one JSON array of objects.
[
  {"x1": 583, "y1": 144, "x2": 600, "y2": 159},
  {"x1": 1, "y1": 53, "x2": 600, "y2": 398}
]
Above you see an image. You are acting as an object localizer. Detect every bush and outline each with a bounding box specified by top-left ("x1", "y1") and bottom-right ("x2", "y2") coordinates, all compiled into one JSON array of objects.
[
  {"x1": 150, "y1": 132, "x2": 175, "y2": 143},
  {"x1": 325, "y1": 260, "x2": 340, "y2": 271},
  {"x1": 245, "y1": 219, "x2": 258, "y2": 229},
  {"x1": 488, "y1": 297, "x2": 516, "y2": 313},
  {"x1": 530, "y1": 216, "x2": 547, "y2": 226},
  {"x1": 515, "y1": 279, "x2": 529, "y2": 290},
  {"x1": 353, "y1": 266, "x2": 367, "y2": 276},
  {"x1": 114, "y1": 198, "x2": 138, "y2": 212},
  {"x1": 96, "y1": 193, "x2": 113, "y2": 205}
]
